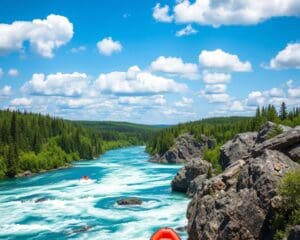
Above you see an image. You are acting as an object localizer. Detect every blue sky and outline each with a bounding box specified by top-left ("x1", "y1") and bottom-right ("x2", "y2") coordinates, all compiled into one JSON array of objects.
[{"x1": 0, "y1": 0, "x2": 300, "y2": 124}]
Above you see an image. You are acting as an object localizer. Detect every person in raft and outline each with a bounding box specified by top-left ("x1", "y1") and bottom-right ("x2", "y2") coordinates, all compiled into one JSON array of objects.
[
  {"x1": 81, "y1": 176, "x2": 90, "y2": 180},
  {"x1": 151, "y1": 228, "x2": 181, "y2": 240}
]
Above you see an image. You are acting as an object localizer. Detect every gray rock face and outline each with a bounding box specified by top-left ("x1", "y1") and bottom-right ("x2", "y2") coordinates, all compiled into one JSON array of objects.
[
  {"x1": 171, "y1": 159, "x2": 212, "y2": 196},
  {"x1": 288, "y1": 225, "x2": 300, "y2": 240},
  {"x1": 187, "y1": 150, "x2": 299, "y2": 240},
  {"x1": 150, "y1": 133, "x2": 211, "y2": 164},
  {"x1": 252, "y1": 127, "x2": 300, "y2": 160},
  {"x1": 256, "y1": 121, "x2": 291, "y2": 143},
  {"x1": 220, "y1": 132, "x2": 257, "y2": 169}
]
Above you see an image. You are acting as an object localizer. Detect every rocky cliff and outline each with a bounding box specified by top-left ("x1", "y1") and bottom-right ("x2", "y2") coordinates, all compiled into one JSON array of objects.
[
  {"x1": 149, "y1": 133, "x2": 214, "y2": 164},
  {"x1": 170, "y1": 122, "x2": 300, "y2": 240}
]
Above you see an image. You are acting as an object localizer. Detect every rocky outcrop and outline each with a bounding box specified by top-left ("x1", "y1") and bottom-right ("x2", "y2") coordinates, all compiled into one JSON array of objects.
[
  {"x1": 116, "y1": 197, "x2": 142, "y2": 205},
  {"x1": 150, "y1": 133, "x2": 213, "y2": 164},
  {"x1": 252, "y1": 127, "x2": 300, "y2": 162},
  {"x1": 288, "y1": 225, "x2": 300, "y2": 240},
  {"x1": 171, "y1": 159, "x2": 212, "y2": 196},
  {"x1": 185, "y1": 123, "x2": 300, "y2": 240},
  {"x1": 256, "y1": 121, "x2": 291, "y2": 143},
  {"x1": 187, "y1": 150, "x2": 299, "y2": 240},
  {"x1": 220, "y1": 132, "x2": 257, "y2": 169}
]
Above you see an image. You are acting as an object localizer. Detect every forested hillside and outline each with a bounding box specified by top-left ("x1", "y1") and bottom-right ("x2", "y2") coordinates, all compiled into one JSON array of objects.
[
  {"x1": 77, "y1": 121, "x2": 162, "y2": 145},
  {"x1": 0, "y1": 110, "x2": 156, "y2": 179},
  {"x1": 147, "y1": 103, "x2": 300, "y2": 156}
]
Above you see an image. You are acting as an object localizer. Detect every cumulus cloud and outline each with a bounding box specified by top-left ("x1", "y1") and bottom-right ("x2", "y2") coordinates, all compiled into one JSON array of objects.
[
  {"x1": 22, "y1": 72, "x2": 89, "y2": 97},
  {"x1": 71, "y1": 46, "x2": 86, "y2": 53},
  {"x1": 97, "y1": 37, "x2": 122, "y2": 56},
  {"x1": 150, "y1": 56, "x2": 199, "y2": 79},
  {"x1": 175, "y1": 97, "x2": 193, "y2": 107},
  {"x1": 199, "y1": 49, "x2": 252, "y2": 72},
  {"x1": 288, "y1": 88, "x2": 300, "y2": 98},
  {"x1": 10, "y1": 97, "x2": 32, "y2": 106},
  {"x1": 153, "y1": 3, "x2": 173, "y2": 22},
  {"x1": 268, "y1": 88, "x2": 284, "y2": 97},
  {"x1": 0, "y1": 85, "x2": 12, "y2": 97},
  {"x1": 172, "y1": 0, "x2": 300, "y2": 27},
  {"x1": 8, "y1": 68, "x2": 19, "y2": 77},
  {"x1": 202, "y1": 72, "x2": 231, "y2": 84},
  {"x1": 246, "y1": 91, "x2": 265, "y2": 106},
  {"x1": 268, "y1": 43, "x2": 300, "y2": 69},
  {"x1": 230, "y1": 100, "x2": 244, "y2": 111},
  {"x1": 200, "y1": 93, "x2": 230, "y2": 103},
  {"x1": 176, "y1": 24, "x2": 197, "y2": 37},
  {"x1": 95, "y1": 66, "x2": 187, "y2": 95},
  {"x1": 0, "y1": 14, "x2": 73, "y2": 58},
  {"x1": 204, "y1": 84, "x2": 227, "y2": 94},
  {"x1": 118, "y1": 95, "x2": 166, "y2": 106}
]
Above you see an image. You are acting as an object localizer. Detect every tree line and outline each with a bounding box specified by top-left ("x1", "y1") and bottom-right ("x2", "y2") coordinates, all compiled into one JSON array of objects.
[
  {"x1": 146, "y1": 102, "x2": 300, "y2": 156},
  {"x1": 0, "y1": 110, "x2": 154, "y2": 179}
]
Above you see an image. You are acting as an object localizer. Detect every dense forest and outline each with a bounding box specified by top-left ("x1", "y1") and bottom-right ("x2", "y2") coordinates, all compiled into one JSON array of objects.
[
  {"x1": 0, "y1": 110, "x2": 157, "y2": 179},
  {"x1": 77, "y1": 121, "x2": 162, "y2": 145},
  {"x1": 146, "y1": 102, "x2": 300, "y2": 157}
]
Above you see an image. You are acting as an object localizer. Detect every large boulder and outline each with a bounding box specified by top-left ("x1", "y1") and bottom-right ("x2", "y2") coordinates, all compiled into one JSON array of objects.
[
  {"x1": 116, "y1": 197, "x2": 142, "y2": 205},
  {"x1": 171, "y1": 159, "x2": 212, "y2": 196},
  {"x1": 187, "y1": 150, "x2": 299, "y2": 240},
  {"x1": 256, "y1": 121, "x2": 291, "y2": 143},
  {"x1": 252, "y1": 127, "x2": 300, "y2": 161},
  {"x1": 149, "y1": 133, "x2": 212, "y2": 164},
  {"x1": 220, "y1": 132, "x2": 257, "y2": 169}
]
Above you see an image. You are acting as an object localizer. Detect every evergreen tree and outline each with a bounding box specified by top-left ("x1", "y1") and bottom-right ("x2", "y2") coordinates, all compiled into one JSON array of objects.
[{"x1": 279, "y1": 102, "x2": 287, "y2": 120}]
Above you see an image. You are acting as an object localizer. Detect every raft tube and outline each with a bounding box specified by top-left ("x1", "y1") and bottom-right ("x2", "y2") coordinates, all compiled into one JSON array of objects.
[{"x1": 150, "y1": 228, "x2": 181, "y2": 240}]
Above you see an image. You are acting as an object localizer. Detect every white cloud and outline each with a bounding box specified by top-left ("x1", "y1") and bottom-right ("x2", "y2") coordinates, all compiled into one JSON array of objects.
[
  {"x1": 10, "y1": 97, "x2": 32, "y2": 106},
  {"x1": 118, "y1": 95, "x2": 166, "y2": 105},
  {"x1": 267, "y1": 88, "x2": 284, "y2": 97},
  {"x1": 97, "y1": 37, "x2": 122, "y2": 56},
  {"x1": 246, "y1": 91, "x2": 265, "y2": 106},
  {"x1": 176, "y1": 24, "x2": 197, "y2": 37},
  {"x1": 8, "y1": 68, "x2": 19, "y2": 77},
  {"x1": 199, "y1": 49, "x2": 252, "y2": 72},
  {"x1": 201, "y1": 93, "x2": 230, "y2": 103},
  {"x1": 268, "y1": 43, "x2": 300, "y2": 69},
  {"x1": 172, "y1": 0, "x2": 300, "y2": 27},
  {"x1": 204, "y1": 84, "x2": 227, "y2": 94},
  {"x1": 175, "y1": 97, "x2": 193, "y2": 107},
  {"x1": 22, "y1": 72, "x2": 89, "y2": 97},
  {"x1": 0, "y1": 85, "x2": 12, "y2": 97},
  {"x1": 287, "y1": 79, "x2": 293, "y2": 88},
  {"x1": 230, "y1": 100, "x2": 244, "y2": 111},
  {"x1": 288, "y1": 88, "x2": 300, "y2": 98},
  {"x1": 0, "y1": 14, "x2": 73, "y2": 58},
  {"x1": 154, "y1": 95, "x2": 166, "y2": 105},
  {"x1": 71, "y1": 46, "x2": 86, "y2": 53},
  {"x1": 95, "y1": 66, "x2": 187, "y2": 95},
  {"x1": 202, "y1": 72, "x2": 231, "y2": 84},
  {"x1": 153, "y1": 3, "x2": 173, "y2": 23},
  {"x1": 150, "y1": 56, "x2": 199, "y2": 79},
  {"x1": 0, "y1": 68, "x2": 3, "y2": 78}
]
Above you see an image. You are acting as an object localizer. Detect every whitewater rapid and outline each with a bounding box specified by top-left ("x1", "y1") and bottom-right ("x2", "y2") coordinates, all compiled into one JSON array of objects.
[{"x1": 0, "y1": 146, "x2": 189, "y2": 240}]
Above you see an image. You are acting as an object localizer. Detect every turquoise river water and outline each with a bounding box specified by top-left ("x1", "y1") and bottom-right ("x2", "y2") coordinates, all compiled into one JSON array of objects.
[{"x1": 0, "y1": 146, "x2": 189, "y2": 240}]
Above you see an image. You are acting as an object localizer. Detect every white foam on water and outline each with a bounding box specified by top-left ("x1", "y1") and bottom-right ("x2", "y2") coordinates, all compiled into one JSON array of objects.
[{"x1": 0, "y1": 146, "x2": 189, "y2": 239}]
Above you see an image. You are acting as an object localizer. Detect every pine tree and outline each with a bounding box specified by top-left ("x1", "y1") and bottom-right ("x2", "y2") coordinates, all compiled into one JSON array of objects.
[{"x1": 279, "y1": 102, "x2": 287, "y2": 120}]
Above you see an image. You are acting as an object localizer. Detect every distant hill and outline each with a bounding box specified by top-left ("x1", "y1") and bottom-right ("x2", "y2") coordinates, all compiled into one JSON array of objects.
[{"x1": 76, "y1": 121, "x2": 167, "y2": 144}]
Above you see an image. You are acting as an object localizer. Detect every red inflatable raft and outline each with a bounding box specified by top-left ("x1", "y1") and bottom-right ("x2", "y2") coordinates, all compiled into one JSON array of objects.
[{"x1": 150, "y1": 228, "x2": 181, "y2": 240}]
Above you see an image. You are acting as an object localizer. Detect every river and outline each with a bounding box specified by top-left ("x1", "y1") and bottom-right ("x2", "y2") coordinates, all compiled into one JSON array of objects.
[{"x1": 0, "y1": 146, "x2": 189, "y2": 240}]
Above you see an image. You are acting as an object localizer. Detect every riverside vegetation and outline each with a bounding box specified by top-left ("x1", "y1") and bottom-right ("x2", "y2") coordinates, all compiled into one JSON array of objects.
[{"x1": 0, "y1": 110, "x2": 159, "y2": 179}]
